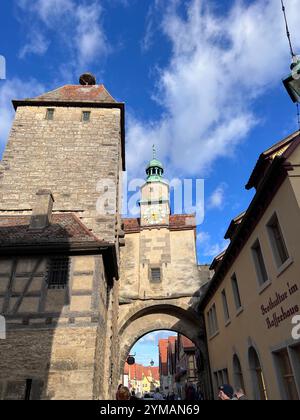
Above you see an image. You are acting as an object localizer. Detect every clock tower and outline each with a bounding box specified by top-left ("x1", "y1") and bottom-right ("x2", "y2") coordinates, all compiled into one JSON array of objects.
[{"x1": 140, "y1": 148, "x2": 170, "y2": 227}]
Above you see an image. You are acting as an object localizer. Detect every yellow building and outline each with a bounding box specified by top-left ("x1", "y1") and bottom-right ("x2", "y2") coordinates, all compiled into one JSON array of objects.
[{"x1": 201, "y1": 131, "x2": 300, "y2": 400}]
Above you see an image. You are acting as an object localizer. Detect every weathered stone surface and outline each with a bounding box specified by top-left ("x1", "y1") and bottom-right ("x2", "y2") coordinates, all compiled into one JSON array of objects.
[{"x1": 0, "y1": 106, "x2": 122, "y2": 243}]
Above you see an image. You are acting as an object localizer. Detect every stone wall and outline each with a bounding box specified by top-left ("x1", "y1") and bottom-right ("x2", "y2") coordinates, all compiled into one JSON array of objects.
[
  {"x1": 0, "y1": 105, "x2": 122, "y2": 243},
  {"x1": 120, "y1": 228, "x2": 204, "y2": 301}
]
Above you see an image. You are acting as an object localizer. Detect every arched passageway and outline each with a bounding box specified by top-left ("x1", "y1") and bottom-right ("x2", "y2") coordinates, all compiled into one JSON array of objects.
[{"x1": 117, "y1": 302, "x2": 212, "y2": 400}]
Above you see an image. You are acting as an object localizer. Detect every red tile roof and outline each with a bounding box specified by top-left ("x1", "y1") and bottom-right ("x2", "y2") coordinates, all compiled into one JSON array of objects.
[
  {"x1": 125, "y1": 363, "x2": 160, "y2": 382},
  {"x1": 159, "y1": 339, "x2": 169, "y2": 376},
  {"x1": 0, "y1": 213, "x2": 104, "y2": 247},
  {"x1": 18, "y1": 84, "x2": 117, "y2": 104},
  {"x1": 150, "y1": 366, "x2": 160, "y2": 382},
  {"x1": 123, "y1": 214, "x2": 196, "y2": 233},
  {"x1": 181, "y1": 336, "x2": 195, "y2": 351}
]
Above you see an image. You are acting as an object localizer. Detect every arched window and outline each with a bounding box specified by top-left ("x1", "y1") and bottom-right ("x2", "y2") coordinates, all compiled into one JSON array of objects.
[
  {"x1": 233, "y1": 354, "x2": 245, "y2": 391},
  {"x1": 248, "y1": 346, "x2": 268, "y2": 400}
]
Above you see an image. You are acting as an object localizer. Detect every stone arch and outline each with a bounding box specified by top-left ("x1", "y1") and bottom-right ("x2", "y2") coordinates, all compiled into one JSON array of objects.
[{"x1": 118, "y1": 302, "x2": 208, "y2": 379}]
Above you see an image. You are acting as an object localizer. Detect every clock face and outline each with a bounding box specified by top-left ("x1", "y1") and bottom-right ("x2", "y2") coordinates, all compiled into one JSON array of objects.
[{"x1": 143, "y1": 205, "x2": 166, "y2": 225}]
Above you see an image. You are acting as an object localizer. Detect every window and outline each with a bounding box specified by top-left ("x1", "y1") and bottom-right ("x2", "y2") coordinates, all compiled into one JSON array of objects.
[
  {"x1": 47, "y1": 257, "x2": 69, "y2": 289},
  {"x1": 251, "y1": 240, "x2": 268, "y2": 286},
  {"x1": 207, "y1": 304, "x2": 219, "y2": 337},
  {"x1": 188, "y1": 356, "x2": 196, "y2": 378},
  {"x1": 82, "y1": 111, "x2": 91, "y2": 122},
  {"x1": 214, "y1": 369, "x2": 228, "y2": 388},
  {"x1": 231, "y1": 274, "x2": 242, "y2": 310},
  {"x1": 24, "y1": 379, "x2": 32, "y2": 401},
  {"x1": 150, "y1": 267, "x2": 161, "y2": 283},
  {"x1": 275, "y1": 349, "x2": 299, "y2": 400},
  {"x1": 221, "y1": 289, "x2": 230, "y2": 322},
  {"x1": 222, "y1": 369, "x2": 229, "y2": 384},
  {"x1": 46, "y1": 108, "x2": 54, "y2": 120},
  {"x1": 267, "y1": 214, "x2": 289, "y2": 268},
  {"x1": 217, "y1": 371, "x2": 223, "y2": 388}
]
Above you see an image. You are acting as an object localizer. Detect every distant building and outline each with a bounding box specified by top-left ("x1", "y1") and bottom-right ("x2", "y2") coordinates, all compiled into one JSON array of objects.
[
  {"x1": 158, "y1": 339, "x2": 170, "y2": 394},
  {"x1": 124, "y1": 363, "x2": 160, "y2": 395},
  {"x1": 159, "y1": 334, "x2": 202, "y2": 399},
  {"x1": 174, "y1": 335, "x2": 198, "y2": 400}
]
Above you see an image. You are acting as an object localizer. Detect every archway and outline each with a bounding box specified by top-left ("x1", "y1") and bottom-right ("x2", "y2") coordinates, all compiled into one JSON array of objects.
[
  {"x1": 233, "y1": 354, "x2": 245, "y2": 391},
  {"x1": 117, "y1": 302, "x2": 212, "y2": 400},
  {"x1": 248, "y1": 346, "x2": 268, "y2": 400}
]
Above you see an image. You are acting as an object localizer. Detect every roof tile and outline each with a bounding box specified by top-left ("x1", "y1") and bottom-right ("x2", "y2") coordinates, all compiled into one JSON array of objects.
[{"x1": 0, "y1": 213, "x2": 102, "y2": 246}]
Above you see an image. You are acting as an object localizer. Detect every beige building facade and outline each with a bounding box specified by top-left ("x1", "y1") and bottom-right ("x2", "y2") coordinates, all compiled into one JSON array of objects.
[{"x1": 201, "y1": 132, "x2": 300, "y2": 400}]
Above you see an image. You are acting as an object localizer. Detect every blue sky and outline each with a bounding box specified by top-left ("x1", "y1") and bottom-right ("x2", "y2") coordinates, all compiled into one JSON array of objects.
[
  {"x1": 130, "y1": 330, "x2": 177, "y2": 367},
  {"x1": 0, "y1": 0, "x2": 300, "y2": 265}
]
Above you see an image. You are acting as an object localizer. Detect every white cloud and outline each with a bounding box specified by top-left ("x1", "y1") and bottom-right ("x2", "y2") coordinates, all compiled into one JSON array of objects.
[
  {"x1": 17, "y1": 0, "x2": 109, "y2": 71},
  {"x1": 127, "y1": 0, "x2": 300, "y2": 178},
  {"x1": 19, "y1": 31, "x2": 49, "y2": 59},
  {"x1": 208, "y1": 183, "x2": 227, "y2": 210},
  {"x1": 141, "y1": 0, "x2": 161, "y2": 53},
  {"x1": 138, "y1": 330, "x2": 177, "y2": 344},
  {"x1": 198, "y1": 231, "x2": 228, "y2": 258},
  {"x1": 76, "y1": 2, "x2": 109, "y2": 67},
  {"x1": 0, "y1": 79, "x2": 45, "y2": 151}
]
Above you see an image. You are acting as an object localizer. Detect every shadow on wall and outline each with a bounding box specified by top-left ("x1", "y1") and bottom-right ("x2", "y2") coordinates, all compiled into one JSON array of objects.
[{"x1": 0, "y1": 217, "x2": 108, "y2": 400}]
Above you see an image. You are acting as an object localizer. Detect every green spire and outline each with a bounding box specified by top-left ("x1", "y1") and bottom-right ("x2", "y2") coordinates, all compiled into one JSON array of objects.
[{"x1": 146, "y1": 145, "x2": 164, "y2": 182}]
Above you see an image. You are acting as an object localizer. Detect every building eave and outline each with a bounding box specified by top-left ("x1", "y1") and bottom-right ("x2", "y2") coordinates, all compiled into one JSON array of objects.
[
  {"x1": 200, "y1": 155, "x2": 287, "y2": 310},
  {"x1": 0, "y1": 242, "x2": 119, "y2": 282}
]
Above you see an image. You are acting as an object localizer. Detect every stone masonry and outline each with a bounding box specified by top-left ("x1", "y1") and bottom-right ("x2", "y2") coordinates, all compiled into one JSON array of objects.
[{"x1": 0, "y1": 79, "x2": 124, "y2": 400}]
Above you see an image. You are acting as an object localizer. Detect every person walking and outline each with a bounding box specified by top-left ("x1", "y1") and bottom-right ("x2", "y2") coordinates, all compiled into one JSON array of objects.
[
  {"x1": 116, "y1": 384, "x2": 123, "y2": 400},
  {"x1": 218, "y1": 384, "x2": 234, "y2": 401},
  {"x1": 234, "y1": 388, "x2": 248, "y2": 400},
  {"x1": 153, "y1": 387, "x2": 164, "y2": 400},
  {"x1": 117, "y1": 386, "x2": 131, "y2": 401}
]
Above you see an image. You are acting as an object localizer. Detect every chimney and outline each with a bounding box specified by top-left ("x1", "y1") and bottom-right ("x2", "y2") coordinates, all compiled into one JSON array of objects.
[{"x1": 30, "y1": 190, "x2": 54, "y2": 230}]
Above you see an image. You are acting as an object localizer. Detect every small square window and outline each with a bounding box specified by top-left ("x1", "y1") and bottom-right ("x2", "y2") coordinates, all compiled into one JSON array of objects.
[
  {"x1": 150, "y1": 267, "x2": 161, "y2": 283},
  {"x1": 47, "y1": 257, "x2": 69, "y2": 289},
  {"x1": 46, "y1": 109, "x2": 54, "y2": 120},
  {"x1": 82, "y1": 111, "x2": 91, "y2": 122}
]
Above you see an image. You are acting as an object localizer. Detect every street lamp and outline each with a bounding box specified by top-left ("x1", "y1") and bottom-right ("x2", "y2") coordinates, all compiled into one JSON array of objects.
[
  {"x1": 127, "y1": 354, "x2": 136, "y2": 366},
  {"x1": 283, "y1": 58, "x2": 300, "y2": 103}
]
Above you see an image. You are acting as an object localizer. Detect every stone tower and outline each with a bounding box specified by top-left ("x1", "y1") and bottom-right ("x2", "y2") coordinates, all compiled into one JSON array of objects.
[
  {"x1": 0, "y1": 73, "x2": 125, "y2": 242},
  {"x1": 118, "y1": 154, "x2": 213, "y2": 399},
  {"x1": 140, "y1": 148, "x2": 170, "y2": 227},
  {"x1": 0, "y1": 74, "x2": 124, "y2": 400}
]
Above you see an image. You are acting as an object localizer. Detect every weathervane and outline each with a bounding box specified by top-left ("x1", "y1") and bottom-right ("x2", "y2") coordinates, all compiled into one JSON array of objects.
[{"x1": 152, "y1": 144, "x2": 156, "y2": 160}]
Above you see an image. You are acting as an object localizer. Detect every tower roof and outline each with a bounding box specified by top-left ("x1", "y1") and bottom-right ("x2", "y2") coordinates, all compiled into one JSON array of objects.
[
  {"x1": 146, "y1": 146, "x2": 164, "y2": 182},
  {"x1": 11, "y1": 76, "x2": 126, "y2": 171},
  {"x1": 146, "y1": 158, "x2": 164, "y2": 171},
  {"x1": 14, "y1": 84, "x2": 117, "y2": 105}
]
